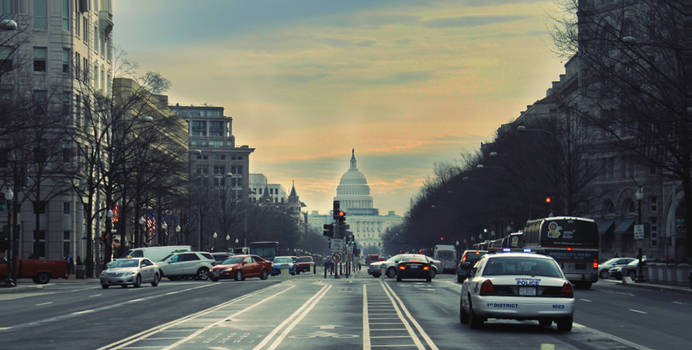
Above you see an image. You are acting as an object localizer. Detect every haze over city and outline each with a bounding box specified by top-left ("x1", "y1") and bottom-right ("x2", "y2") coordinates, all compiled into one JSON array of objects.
[{"x1": 114, "y1": 0, "x2": 565, "y2": 214}]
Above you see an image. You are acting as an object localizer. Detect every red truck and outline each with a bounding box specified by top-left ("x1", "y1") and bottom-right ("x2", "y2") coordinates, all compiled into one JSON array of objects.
[{"x1": 0, "y1": 258, "x2": 68, "y2": 284}]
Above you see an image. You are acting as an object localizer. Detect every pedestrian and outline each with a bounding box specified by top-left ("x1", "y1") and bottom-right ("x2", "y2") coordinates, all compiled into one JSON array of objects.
[{"x1": 65, "y1": 254, "x2": 74, "y2": 276}]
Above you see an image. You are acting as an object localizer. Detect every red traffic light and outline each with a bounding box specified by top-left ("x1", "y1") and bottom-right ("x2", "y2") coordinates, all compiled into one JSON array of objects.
[
  {"x1": 338, "y1": 210, "x2": 345, "y2": 217},
  {"x1": 545, "y1": 197, "x2": 551, "y2": 204},
  {"x1": 440, "y1": 236, "x2": 444, "y2": 241}
]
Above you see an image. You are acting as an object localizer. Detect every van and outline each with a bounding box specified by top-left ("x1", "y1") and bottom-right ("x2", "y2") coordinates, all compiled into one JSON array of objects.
[
  {"x1": 433, "y1": 244, "x2": 457, "y2": 273},
  {"x1": 125, "y1": 245, "x2": 192, "y2": 262}
]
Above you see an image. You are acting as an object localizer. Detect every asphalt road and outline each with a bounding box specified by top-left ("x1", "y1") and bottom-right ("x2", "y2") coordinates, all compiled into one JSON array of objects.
[{"x1": 1, "y1": 269, "x2": 690, "y2": 349}]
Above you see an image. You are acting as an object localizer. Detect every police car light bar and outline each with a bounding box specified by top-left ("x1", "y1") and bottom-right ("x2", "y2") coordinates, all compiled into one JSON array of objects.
[
  {"x1": 523, "y1": 248, "x2": 532, "y2": 253},
  {"x1": 502, "y1": 248, "x2": 511, "y2": 252}
]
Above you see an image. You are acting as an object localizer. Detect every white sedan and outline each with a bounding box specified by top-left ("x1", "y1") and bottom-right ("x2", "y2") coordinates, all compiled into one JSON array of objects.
[
  {"x1": 460, "y1": 252, "x2": 575, "y2": 331},
  {"x1": 100, "y1": 258, "x2": 161, "y2": 288}
]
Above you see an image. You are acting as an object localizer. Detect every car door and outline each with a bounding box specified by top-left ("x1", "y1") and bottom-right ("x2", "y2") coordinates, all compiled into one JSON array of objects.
[
  {"x1": 141, "y1": 259, "x2": 154, "y2": 281},
  {"x1": 243, "y1": 256, "x2": 256, "y2": 276},
  {"x1": 181, "y1": 253, "x2": 200, "y2": 276},
  {"x1": 252, "y1": 256, "x2": 266, "y2": 275},
  {"x1": 162, "y1": 254, "x2": 181, "y2": 276}
]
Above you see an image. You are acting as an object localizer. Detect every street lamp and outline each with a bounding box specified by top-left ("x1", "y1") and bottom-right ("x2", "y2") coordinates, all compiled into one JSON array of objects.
[
  {"x1": 635, "y1": 187, "x2": 645, "y2": 282},
  {"x1": 0, "y1": 19, "x2": 17, "y2": 31},
  {"x1": 161, "y1": 221, "x2": 168, "y2": 245},
  {"x1": 225, "y1": 234, "x2": 230, "y2": 252},
  {"x1": 212, "y1": 232, "x2": 218, "y2": 251},
  {"x1": 175, "y1": 224, "x2": 181, "y2": 244},
  {"x1": 138, "y1": 216, "x2": 146, "y2": 247}
]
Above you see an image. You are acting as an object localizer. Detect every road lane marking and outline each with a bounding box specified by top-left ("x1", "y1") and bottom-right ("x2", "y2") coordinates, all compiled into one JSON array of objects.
[
  {"x1": 35, "y1": 302, "x2": 53, "y2": 306},
  {"x1": 372, "y1": 336, "x2": 414, "y2": 339},
  {"x1": 72, "y1": 309, "x2": 95, "y2": 315},
  {"x1": 98, "y1": 283, "x2": 288, "y2": 350},
  {"x1": 379, "y1": 282, "x2": 425, "y2": 350},
  {"x1": 371, "y1": 345, "x2": 417, "y2": 348},
  {"x1": 254, "y1": 283, "x2": 332, "y2": 350},
  {"x1": 573, "y1": 322, "x2": 653, "y2": 350},
  {"x1": 629, "y1": 308, "x2": 647, "y2": 314},
  {"x1": 89, "y1": 294, "x2": 102, "y2": 297},
  {"x1": 672, "y1": 301, "x2": 685, "y2": 305},
  {"x1": 579, "y1": 298, "x2": 592, "y2": 302},
  {"x1": 363, "y1": 285, "x2": 371, "y2": 350},
  {"x1": 381, "y1": 281, "x2": 439, "y2": 350}
]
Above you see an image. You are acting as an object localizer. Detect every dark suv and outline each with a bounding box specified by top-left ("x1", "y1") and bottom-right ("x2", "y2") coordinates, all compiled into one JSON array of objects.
[{"x1": 456, "y1": 250, "x2": 488, "y2": 282}]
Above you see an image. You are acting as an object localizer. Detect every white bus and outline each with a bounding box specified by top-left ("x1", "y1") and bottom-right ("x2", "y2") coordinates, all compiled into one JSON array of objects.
[
  {"x1": 522, "y1": 217, "x2": 599, "y2": 289},
  {"x1": 433, "y1": 244, "x2": 457, "y2": 273}
]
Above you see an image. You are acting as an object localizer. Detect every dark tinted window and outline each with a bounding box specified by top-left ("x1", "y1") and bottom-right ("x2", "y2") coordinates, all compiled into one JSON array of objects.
[
  {"x1": 252, "y1": 256, "x2": 265, "y2": 263},
  {"x1": 181, "y1": 253, "x2": 200, "y2": 261},
  {"x1": 463, "y1": 251, "x2": 487, "y2": 263},
  {"x1": 222, "y1": 257, "x2": 245, "y2": 264},
  {"x1": 201, "y1": 253, "x2": 214, "y2": 260},
  {"x1": 482, "y1": 257, "x2": 562, "y2": 278}
]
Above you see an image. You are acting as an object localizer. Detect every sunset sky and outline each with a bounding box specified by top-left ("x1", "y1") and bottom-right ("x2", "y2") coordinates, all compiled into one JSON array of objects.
[{"x1": 113, "y1": 0, "x2": 566, "y2": 215}]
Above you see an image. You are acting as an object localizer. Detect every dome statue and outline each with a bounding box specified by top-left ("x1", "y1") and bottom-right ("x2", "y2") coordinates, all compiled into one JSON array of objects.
[{"x1": 334, "y1": 149, "x2": 378, "y2": 216}]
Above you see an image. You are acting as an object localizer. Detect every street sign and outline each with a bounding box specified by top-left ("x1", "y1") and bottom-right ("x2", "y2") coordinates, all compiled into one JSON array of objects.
[
  {"x1": 331, "y1": 238, "x2": 344, "y2": 252},
  {"x1": 634, "y1": 224, "x2": 645, "y2": 240},
  {"x1": 331, "y1": 252, "x2": 342, "y2": 263}
]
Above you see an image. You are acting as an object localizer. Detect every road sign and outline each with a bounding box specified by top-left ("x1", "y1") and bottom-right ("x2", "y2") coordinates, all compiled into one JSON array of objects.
[
  {"x1": 331, "y1": 238, "x2": 344, "y2": 252},
  {"x1": 634, "y1": 224, "x2": 645, "y2": 240},
  {"x1": 331, "y1": 252, "x2": 342, "y2": 263}
]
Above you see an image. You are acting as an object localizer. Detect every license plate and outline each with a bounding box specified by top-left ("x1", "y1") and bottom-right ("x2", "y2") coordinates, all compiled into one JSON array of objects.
[
  {"x1": 519, "y1": 287, "x2": 536, "y2": 296},
  {"x1": 409, "y1": 264, "x2": 420, "y2": 269}
]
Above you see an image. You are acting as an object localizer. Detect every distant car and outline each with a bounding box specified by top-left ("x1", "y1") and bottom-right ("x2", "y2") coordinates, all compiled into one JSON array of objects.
[
  {"x1": 100, "y1": 258, "x2": 161, "y2": 288},
  {"x1": 460, "y1": 253, "x2": 575, "y2": 331},
  {"x1": 157, "y1": 252, "x2": 215, "y2": 280},
  {"x1": 272, "y1": 256, "x2": 297, "y2": 275},
  {"x1": 396, "y1": 254, "x2": 433, "y2": 282},
  {"x1": 599, "y1": 257, "x2": 635, "y2": 279},
  {"x1": 209, "y1": 255, "x2": 272, "y2": 281},
  {"x1": 609, "y1": 258, "x2": 646, "y2": 280},
  {"x1": 368, "y1": 259, "x2": 387, "y2": 277},
  {"x1": 457, "y1": 250, "x2": 488, "y2": 282},
  {"x1": 211, "y1": 252, "x2": 233, "y2": 265},
  {"x1": 295, "y1": 256, "x2": 314, "y2": 274}
]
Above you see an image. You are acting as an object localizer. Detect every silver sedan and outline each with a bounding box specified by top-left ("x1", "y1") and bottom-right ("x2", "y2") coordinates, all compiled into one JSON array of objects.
[
  {"x1": 100, "y1": 258, "x2": 161, "y2": 288},
  {"x1": 460, "y1": 252, "x2": 575, "y2": 331}
]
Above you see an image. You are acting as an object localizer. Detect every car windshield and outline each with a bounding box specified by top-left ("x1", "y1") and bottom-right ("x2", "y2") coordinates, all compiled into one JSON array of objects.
[
  {"x1": 221, "y1": 257, "x2": 245, "y2": 265},
  {"x1": 274, "y1": 257, "x2": 293, "y2": 263},
  {"x1": 110, "y1": 260, "x2": 139, "y2": 268},
  {"x1": 482, "y1": 257, "x2": 562, "y2": 278}
]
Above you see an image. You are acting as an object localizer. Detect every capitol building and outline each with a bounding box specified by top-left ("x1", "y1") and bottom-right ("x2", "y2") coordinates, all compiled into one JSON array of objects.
[{"x1": 308, "y1": 150, "x2": 402, "y2": 253}]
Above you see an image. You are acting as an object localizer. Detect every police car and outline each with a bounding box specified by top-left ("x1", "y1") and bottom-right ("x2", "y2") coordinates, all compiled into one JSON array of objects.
[{"x1": 459, "y1": 252, "x2": 575, "y2": 331}]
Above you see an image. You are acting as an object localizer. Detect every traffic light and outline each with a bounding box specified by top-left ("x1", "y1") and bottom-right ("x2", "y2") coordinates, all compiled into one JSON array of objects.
[
  {"x1": 323, "y1": 224, "x2": 334, "y2": 238},
  {"x1": 440, "y1": 236, "x2": 444, "y2": 241},
  {"x1": 333, "y1": 200, "x2": 340, "y2": 219}
]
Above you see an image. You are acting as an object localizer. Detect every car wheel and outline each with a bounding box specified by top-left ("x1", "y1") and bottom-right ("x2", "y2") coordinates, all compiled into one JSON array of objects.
[
  {"x1": 372, "y1": 272, "x2": 380, "y2": 278},
  {"x1": 235, "y1": 270, "x2": 243, "y2": 281},
  {"x1": 121, "y1": 284, "x2": 127, "y2": 288},
  {"x1": 469, "y1": 299, "x2": 484, "y2": 329},
  {"x1": 197, "y1": 267, "x2": 209, "y2": 280},
  {"x1": 430, "y1": 269, "x2": 436, "y2": 279},
  {"x1": 396, "y1": 275, "x2": 402, "y2": 282},
  {"x1": 101, "y1": 284, "x2": 109, "y2": 289},
  {"x1": 459, "y1": 296, "x2": 469, "y2": 324},
  {"x1": 36, "y1": 272, "x2": 50, "y2": 284},
  {"x1": 134, "y1": 274, "x2": 142, "y2": 288},
  {"x1": 539, "y1": 319, "x2": 552, "y2": 328},
  {"x1": 260, "y1": 269, "x2": 269, "y2": 280},
  {"x1": 386, "y1": 267, "x2": 396, "y2": 278},
  {"x1": 600, "y1": 270, "x2": 609, "y2": 279},
  {"x1": 151, "y1": 273, "x2": 160, "y2": 287},
  {"x1": 210, "y1": 277, "x2": 219, "y2": 282},
  {"x1": 556, "y1": 315, "x2": 573, "y2": 332},
  {"x1": 426, "y1": 275, "x2": 432, "y2": 282}
]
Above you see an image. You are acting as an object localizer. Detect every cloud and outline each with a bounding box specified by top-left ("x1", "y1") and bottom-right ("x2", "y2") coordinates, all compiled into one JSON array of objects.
[{"x1": 421, "y1": 15, "x2": 533, "y2": 28}]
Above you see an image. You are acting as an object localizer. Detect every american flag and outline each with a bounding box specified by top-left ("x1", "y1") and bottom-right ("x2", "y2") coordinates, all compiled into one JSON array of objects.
[{"x1": 147, "y1": 216, "x2": 156, "y2": 236}]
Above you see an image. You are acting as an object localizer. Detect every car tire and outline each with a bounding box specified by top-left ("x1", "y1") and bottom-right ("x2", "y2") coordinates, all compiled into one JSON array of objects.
[
  {"x1": 151, "y1": 273, "x2": 160, "y2": 287},
  {"x1": 600, "y1": 270, "x2": 609, "y2": 279},
  {"x1": 35, "y1": 272, "x2": 50, "y2": 284},
  {"x1": 134, "y1": 275, "x2": 142, "y2": 288},
  {"x1": 197, "y1": 267, "x2": 209, "y2": 281},
  {"x1": 235, "y1": 270, "x2": 243, "y2": 281},
  {"x1": 469, "y1": 299, "x2": 484, "y2": 329},
  {"x1": 260, "y1": 269, "x2": 269, "y2": 280},
  {"x1": 557, "y1": 315, "x2": 573, "y2": 332},
  {"x1": 386, "y1": 268, "x2": 396, "y2": 278},
  {"x1": 396, "y1": 275, "x2": 402, "y2": 282},
  {"x1": 430, "y1": 269, "x2": 436, "y2": 279},
  {"x1": 101, "y1": 284, "x2": 109, "y2": 289},
  {"x1": 210, "y1": 277, "x2": 219, "y2": 282},
  {"x1": 459, "y1": 297, "x2": 469, "y2": 324},
  {"x1": 426, "y1": 275, "x2": 432, "y2": 282},
  {"x1": 121, "y1": 284, "x2": 127, "y2": 288},
  {"x1": 372, "y1": 272, "x2": 380, "y2": 278},
  {"x1": 539, "y1": 319, "x2": 552, "y2": 328}
]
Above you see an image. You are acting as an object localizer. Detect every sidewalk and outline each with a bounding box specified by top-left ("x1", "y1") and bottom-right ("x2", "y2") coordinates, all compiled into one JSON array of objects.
[
  {"x1": 0, "y1": 276, "x2": 100, "y2": 293},
  {"x1": 603, "y1": 277, "x2": 692, "y2": 295}
]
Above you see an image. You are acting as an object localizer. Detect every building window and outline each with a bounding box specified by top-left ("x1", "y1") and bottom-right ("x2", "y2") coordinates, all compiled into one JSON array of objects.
[
  {"x1": 650, "y1": 196, "x2": 657, "y2": 211},
  {"x1": 33, "y1": 0, "x2": 47, "y2": 29},
  {"x1": 74, "y1": 94, "x2": 81, "y2": 127},
  {"x1": 33, "y1": 201, "x2": 47, "y2": 214},
  {"x1": 83, "y1": 57, "x2": 88, "y2": 82},
  {"x1": 63, "y1": 201, "x2": 70, "y2": 214},
  {"x1": 75, "y1": 52, "x2": 81, "y2": 77},
  {"x1": 62, "y1": 0, "x2": 70, "y2": 30},
  {"x1": 62, "y1": 144, "x2": 71, "y2": 163},
  {"x1": 62, "y1": 48, "x2": 71, "y2": 73},
  {"x1": 33, "y1": 47, "x2": 47, "y2": 72},
  {"x1": 62, "y1": 91, "x2": 71, "y2": 115},
  {"x1": 33, "y1": 90, "x2": 47, "y2": 113},
  {"x1": 208, "y1": 121, "x2": 223, "y2": 136},
  {"x1": 94, "y1": 25, "x2": 98, "y2": 49},
  {"x1": 93, "y1": 63, "x2": 98, "y2": 88},
  {"x1": 213, "y1": 165, "x2": 225, "y2": 175},
  {"x1": 83, "y1": 17, "x2": 88, "y2": 45},
  {"x1": 1, "y1": 0, "x2": 14, "y2": 15},
  {"x1": 191, "y1": 120, "x2": 207, "y2": 136},
  {"x1": 63, "y1": 231, "x2": 71, "y2": 257},
  {"x1": 34, "y1": 230, "x2": 46, "y2": 258}
]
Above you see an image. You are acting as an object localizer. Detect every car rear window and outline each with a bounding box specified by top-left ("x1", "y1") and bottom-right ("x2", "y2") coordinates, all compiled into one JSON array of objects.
[
  {"x1": 464, "y1": 251, "x2": 486, "y2": 263},
  {"x1": 201, "y1": 253, "x2": 214, "y2": 260},
  {"x1": 482, "y1": 257, "x2": 562, "y2": 278},
  {"x1": 399, "y1": 255, "x2": 427, "y2": 262},
  {"x1": 297, "y1": 257, "x2": 312, "y2": 262}
]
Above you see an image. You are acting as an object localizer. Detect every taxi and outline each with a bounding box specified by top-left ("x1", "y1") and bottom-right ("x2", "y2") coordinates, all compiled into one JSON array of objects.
[{"x1": 459, "y1": 252, "x2": 575, "y2": 331}]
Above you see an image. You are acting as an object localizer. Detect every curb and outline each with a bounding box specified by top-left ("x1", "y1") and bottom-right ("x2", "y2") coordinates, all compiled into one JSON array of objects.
[
  {"x1": 617, "y1": 280, "x2": 692, "y2": 295},
  {"x1": 0, "y1": 278, "x2": 100, "y2": 294}
]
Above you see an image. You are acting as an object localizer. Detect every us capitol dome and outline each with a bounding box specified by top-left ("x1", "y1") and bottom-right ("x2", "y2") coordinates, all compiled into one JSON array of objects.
[{"x1": 334, "y1": 149, "x2": 379, "y2": 216}]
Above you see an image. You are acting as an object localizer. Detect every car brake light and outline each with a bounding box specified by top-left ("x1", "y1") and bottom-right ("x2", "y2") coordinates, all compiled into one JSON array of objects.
[
  {"x1": 592, "y1": 259, "x2": 598, "y2": 269},
  {"x1": 399, "y1": 265, "x2": 406, "y2": 270},
  {"x1": 560, "y1": 282, "x2": 574, "y2": 298},
  {"x1": 423, "y1": 266, "x2": 430, "y2": 270},
  {"x1": 462, "y1": 255, "x2": 467, "y2": 262},
  {"x1": 479, "y1": 279, "x2": 496, "y2": 295},
  {"x1": 567, "y1": 247, "x2": 573, "y2": 251}
]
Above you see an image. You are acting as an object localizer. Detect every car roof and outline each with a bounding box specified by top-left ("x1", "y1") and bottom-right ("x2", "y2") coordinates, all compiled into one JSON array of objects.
[{"x1": 483, "y1": 252, "x2": 553, "y2": 260}]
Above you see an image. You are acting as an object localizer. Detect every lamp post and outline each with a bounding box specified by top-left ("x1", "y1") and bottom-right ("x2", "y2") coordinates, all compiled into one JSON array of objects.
[
  {"x1": 175, "y1": 224, "x2": 181, "y2": 245},
  {"x1": 138, "y1": 216, "x2": 146, "y2": 247},
  {"x1": 635, "y1": 187, "x2": 645, "y2": 282},
  {"x1": 212, "y1": 232, "x2": 218, "y2": 252},
  {"x1": 455, "y1": 240, "x2": 460, "y2": 262},
  {"x1": 161, "y1": 221, "x2": 168, "y2": 246},
  {"x1": 3, "y1": 187, "x2": 15, "y2": 285},
  {"x1": 105, "y1": 209, "x2": 113, "y2": 262},
  {"x1": 225, "y1": 234, "x2": 230, "y2": 252}
]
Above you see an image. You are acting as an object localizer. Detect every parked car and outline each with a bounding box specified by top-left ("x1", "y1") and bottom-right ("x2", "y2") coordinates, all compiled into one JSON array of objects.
[
  {"x1": 396, "y1": 254, "x2": 433, "y2": 282},
  {"x1": 100, "y1": 258, "x2": 160, "y2": 288},
  {"x1": 609, "y1": 258, "x2": 647, "y2": 280},
  {"x1": 209, "y1": 255, "x2": 272, "y2": 281},
  {"x1": 272, "y1": 256, "x2": 297, "y2": 275},
  {"x1": 0, "y1": 257, "x2": 68, "y2": 284},
  {"x1": 157, "y1": 251, "x2": 215, "y2": 280},
  {"x1": 460, "y1": 252, "x2": 575, "y2": 331},
  {"x1": 295, "y1": 256, "x2": 314, "y2": 274},
  {"x1": 599, "y1": 257, "x2": 635, "y2": 279},
  {"x1": 457, "y1": 250, "x2": 488, "y2": 282}
]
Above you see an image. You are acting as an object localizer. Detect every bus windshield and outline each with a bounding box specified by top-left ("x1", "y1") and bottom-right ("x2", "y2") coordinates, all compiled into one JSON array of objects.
[{"x1": 249, "y1": 241, "x2": 279, "y2": 261}]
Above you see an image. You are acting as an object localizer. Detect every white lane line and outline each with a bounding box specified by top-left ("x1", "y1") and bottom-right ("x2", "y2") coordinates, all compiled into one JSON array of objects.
[
  {"x1": 162, "y1": 284, "x2": 296, "y2": 350},
  {"x1": 381, "y1": 281, "x2": 439, "y2": 350},
  {"x1": 379, "y1": 282, "x2": 425, "y2": 350},
  {"x1": 371, "y1": 345, "x2": 417, "y2": 348},
  {"x1": 573, "y1": 322, "x2": 653, "y2": 350},
  {"x1": 579, "y1": 298, "x2": 592, "y2": 302},
  {"x1": 371, "y1": 336, "x2": 414, "y2": 339},
  {"x1": 258, "y1": 284, "x2": 332, "y2": 350},
  {"x1": 36, "y1": 302, "x2": 53, "y2": 306},
  {"x1": 629, "y1": 308, "x2": 648, "y2": 314},
  {"x1": 72, "y1": 309, "x2": 95, "y2": 315},
  {"x1": 672, "y1": 301, "x2": 685, "y2": 305},
  {"x1": 371, "y1": 328, "x2": 407, "y2": 331},
  {"x1": 89, "y1": 294, "x2": 102, "y2": 298},
  {"x1": 363, "y1": 285, "x2": 371, "y2": 350}
]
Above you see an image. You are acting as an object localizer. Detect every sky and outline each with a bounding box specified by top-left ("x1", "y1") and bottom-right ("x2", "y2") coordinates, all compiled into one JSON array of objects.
[{"x1": 113, "y1": 0, "x2": 566, "y2": 216}]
